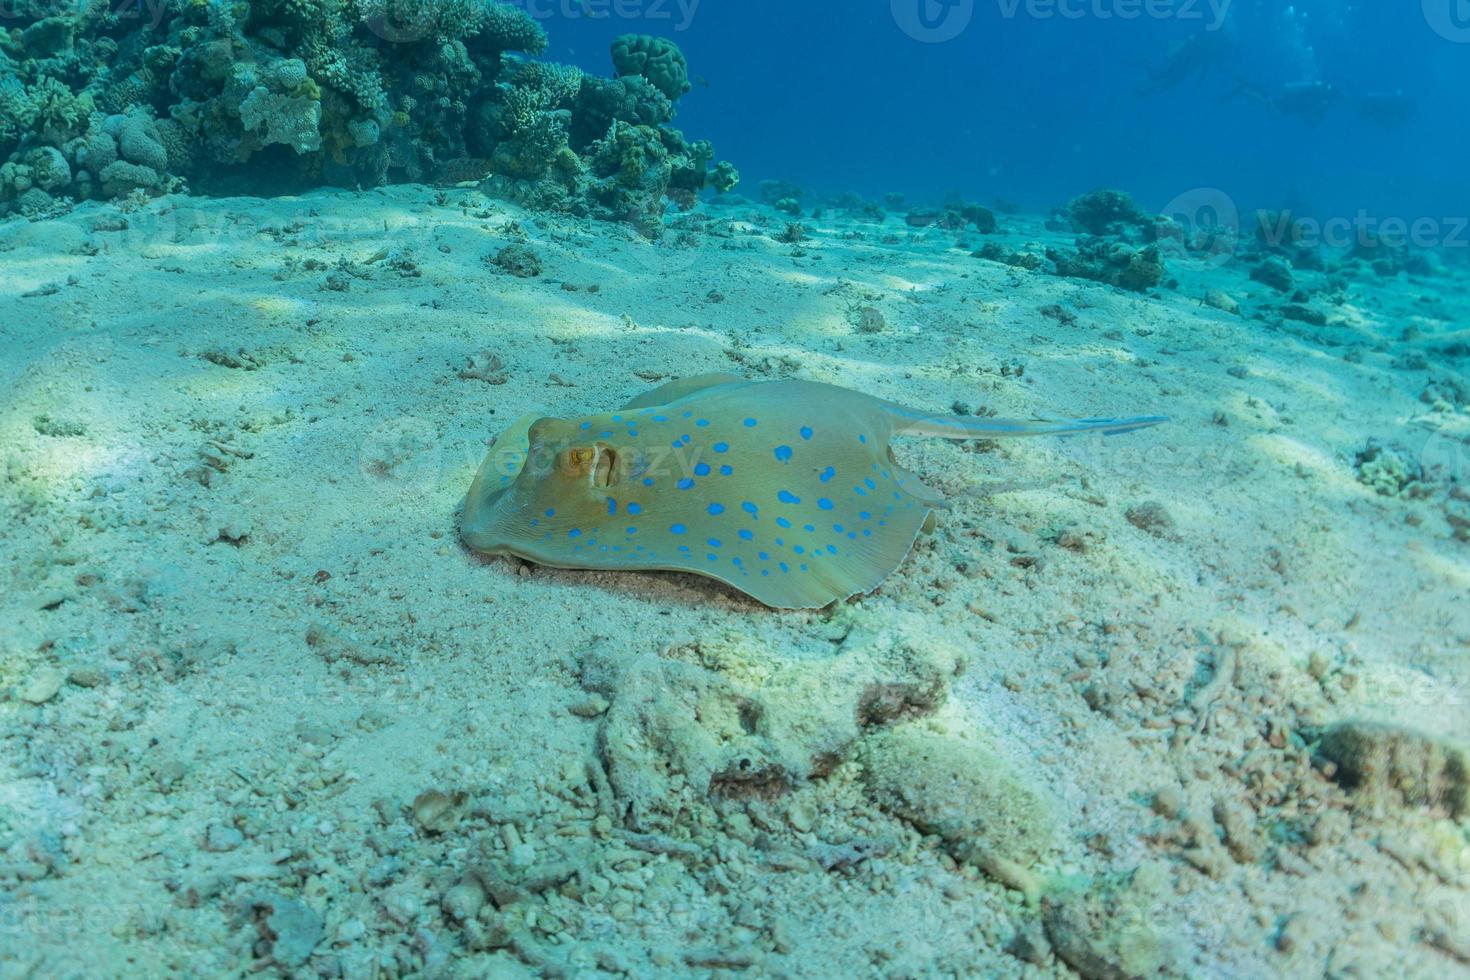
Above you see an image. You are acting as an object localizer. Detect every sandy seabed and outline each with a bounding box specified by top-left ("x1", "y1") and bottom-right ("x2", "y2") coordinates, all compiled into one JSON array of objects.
[{"x1": 1, "y1": 184, "x2": 1468, "y2": 978}]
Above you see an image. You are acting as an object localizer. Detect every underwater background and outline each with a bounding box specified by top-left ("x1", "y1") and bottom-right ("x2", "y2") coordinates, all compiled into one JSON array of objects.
[
  {"x1": 3, "y1": 1, "x2": 1470, "y2": 977},
  {"x1": 558, "y1": 0, "x2": 1470, "y2": 220}
]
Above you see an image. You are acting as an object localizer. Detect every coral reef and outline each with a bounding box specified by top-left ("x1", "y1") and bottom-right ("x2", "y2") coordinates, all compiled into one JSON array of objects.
[
  {"x1": 0, "y1": 3, "x2": 733, "y2": 227},
  {"x1": 1047, "y1": 239, "x2": 1166, "y2": 292},
  {"x1": 1353, "y1": 442, "x2": 1427, "y2": 498},
  {"x1": 610, "y1": 34, "x2": 691, "y2": 102},
  {"x1": 1066, "y1": 188, "x2": 1152, "y2": 237}
]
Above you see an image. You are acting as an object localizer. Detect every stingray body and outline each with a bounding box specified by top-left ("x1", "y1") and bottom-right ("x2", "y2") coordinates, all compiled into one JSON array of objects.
[{"x1": 461, "y1": 375, "x2": 1164, "y2": 609}]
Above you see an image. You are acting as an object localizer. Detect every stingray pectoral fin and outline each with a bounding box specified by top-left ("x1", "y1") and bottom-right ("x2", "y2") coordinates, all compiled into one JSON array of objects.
[
  {"x1": 619, "y1": 373, "x2": 747, "y2": 411},
  {"x1": 461, "y1": 412, "x2": 542, "y2": 543},
  {"x1": 881, "y1": 402, "x2": 1168, "y2": 440}
]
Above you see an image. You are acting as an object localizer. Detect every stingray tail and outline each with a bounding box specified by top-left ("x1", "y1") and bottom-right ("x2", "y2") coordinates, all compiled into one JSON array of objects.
[{"x1": 885, "y1": 404, "x2": 1167, "y2": 440}]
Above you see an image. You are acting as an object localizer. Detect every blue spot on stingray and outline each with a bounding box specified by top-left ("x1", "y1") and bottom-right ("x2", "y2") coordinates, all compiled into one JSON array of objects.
[
  {"x1": 628, "y1": 429, "x2": 638, "y2": 437},
  {"x1": 707, "y1": 554, "x2": 718, "y2": 561},
  {"x1": 653, "y1": 415, "x2": 668, "y2": 422},
  {"x1": 819, "y1": 466, "x2": 835, "y2": 482},
  {"x1": 626, "y1": 527, "x2": 637, "y2": 535},
  {"x1": 774, "y1": 445, "x2": 793, "y2": 463},
  {"x1": 580, "y1": 421, "x2": 592, "y2": 430},
  {"x1": 627, "y1": 502, "x2": 642, "y2": 515},
  {"x1": 777, "y1": 490, "x2": 800, "y2": 504},
  {"x1": 762, "y1": 570, "x2": 770, "y2": 576},
  {"x1": 682, "y1": 411, "x2": 692, "y2": 418},
  {"x1": 743, "y1": 418, "x2": 757, "y2": 427},
  {"x1": 741, "y1": 501, "x2": 758, "y2": 516},
  {"x1": 860, "y1": 511, "x2": 871, "y2": 520},
  {"x1": 863, "y1": 529, "x2": 872, "y2": 537},
  {"x1": 803, "y1": 524, "x2": 815, "y2": 532},
  {"x1": 713, "y1": 442, "x2": 729, "y2": 453},
  {"x1": 708, "y1": 538, "x2": 722, "y2": 548},
  {"x1": 545, "y1": 508, "x2": 556, "y2": 517},
  {"x1": 827, "y1": 545, "x2": 838, "y2": 554},
  {"x1": 719, "y1": 465, "x2": 733, "y2": 476},
  {"x1": 677, "y1": 478, "x2": 695, "y2": 490},
  {"x1": 775, "y1": 537, "x2": 785, "y2": 546},
  {"x1": 670, "y1": 523, "x2": 687, "y2": 535},
  {"x1": 800, "y1": 426, "x2": 813, "y2": 440},
  {"x1": 612, "y1": 415, "x2": 622, "y2": 422},
  {"x1": 642, "y1": 477, "x2": 655, "y2": 487},
  {"x1": 599, "y1": 431, "x2": 613, "y2": 438},
  {"x1": 530, "y1": 519, "x2": 540, "y2": 527},
  {"x1": 697, "y1": 419, "x2": 710, "y2": 427},
  {"x1": 779, "y1": 561, "x2": 790, "y2": 572},
  {"x1": 858, "y1": 433, "x2": 867, "y2": 443},
  {"x1": 708, "y1": 503, "x2": 725, "y2": 515},
  {"x1": 854, "y1": 486, "x2": 868, "y2": 496},
  {"x1": 847, "y1": 532, "x2": 857, "y2": 539},
  {"x1": 738, "y1": 529, "x2": 754, "y2": 540},
  {"x1": 776, "y1": 517, "x2": 792, "y2": 529},
  {"x1": 794, "y1": 545, "x2": 805, "y2": 555},
  {"x1": 818, "y1": 498, "x2": 834, "y2": 510},
  {"x1": 865, "y1": 478, "x2": 876, "y2": 490},
  {"x1": 606, "y1": 498, "x2": 617, "y2": 515},
  {"x1": 568, "y1": 529, "x2": 582, "y2": 538},
  {"x1": 694, "y1": 463, "x2": 711, "y2": 478}
]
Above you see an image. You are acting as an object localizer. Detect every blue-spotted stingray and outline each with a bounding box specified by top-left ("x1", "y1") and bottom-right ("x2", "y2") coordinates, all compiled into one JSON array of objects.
[{"x1": 460, "y1": 375, "x2": 1164, "y2": 609}]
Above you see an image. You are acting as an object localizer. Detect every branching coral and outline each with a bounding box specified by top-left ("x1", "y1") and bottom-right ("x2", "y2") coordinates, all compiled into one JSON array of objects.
[
  {"x1": 29, "y1": 76, "x2": 94, "y2": 145},
  {"x1": 238, "y1": 87, "x2": 325, "y2": 153},
  {"x1": 468, "y1": 1, "x2": 549, "y2": 55}
]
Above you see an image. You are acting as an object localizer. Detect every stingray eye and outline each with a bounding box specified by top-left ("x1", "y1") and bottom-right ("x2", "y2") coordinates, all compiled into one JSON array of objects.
[
  {"x1": 560, "y1": 446, "x2": 596, "y2": 477},
  {"x1": 559, "y1": 444, "x2": 620, "y2": 488}
]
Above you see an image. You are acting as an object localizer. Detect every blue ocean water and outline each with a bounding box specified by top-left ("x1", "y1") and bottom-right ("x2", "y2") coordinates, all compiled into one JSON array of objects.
[{"x1": 545, "y1": 0, "x2": 1469, "y2": 222}]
